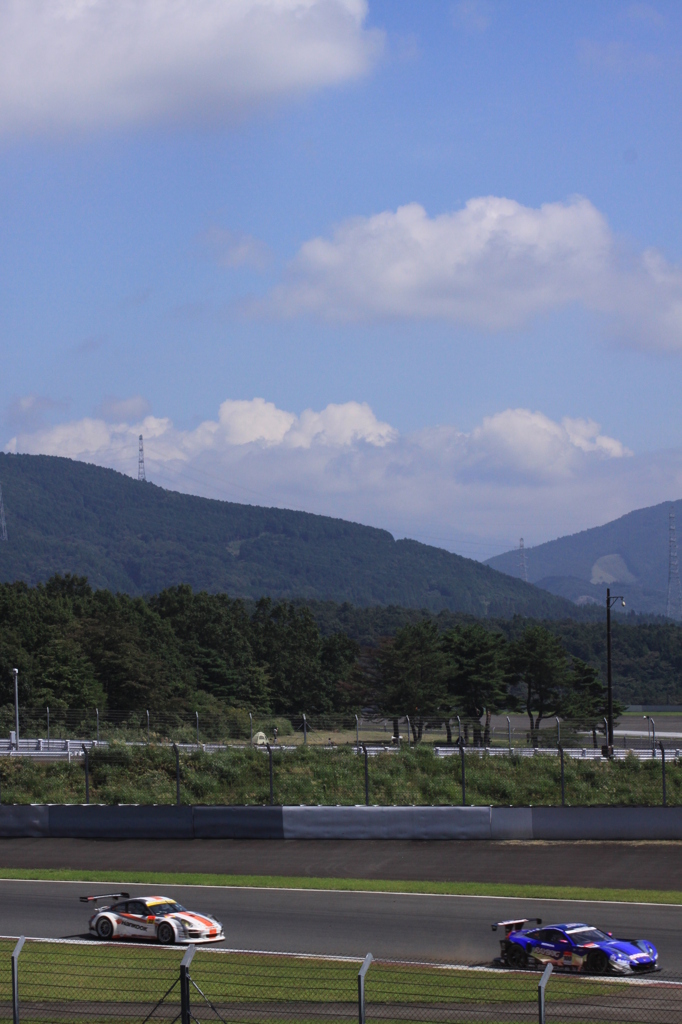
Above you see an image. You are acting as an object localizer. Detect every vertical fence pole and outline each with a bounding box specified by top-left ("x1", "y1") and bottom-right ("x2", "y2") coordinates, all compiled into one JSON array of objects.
[
  {"x1": 13, "y1": 669, "x2": 19, "y2": 749},
  {"x1": 173, "y1": 743, "x2": 180, "y2": 805},
  {"x1": 267, "y1": 743, "x2": 274, "y2": 805},
  {"x1": 11, "y1": 936, "x2": 25, "y2": 1024},
  {"x1": 146, "y1": 710, "x2": 150, "y2": 744},
  {"x1": 555, "y1": 717, "x2": 560, "y2": 748},
  {"x1": 559, "y1": 745, "x2": 565, "y2": 807},
  {"x1": 459, "y1": 737, "x2": 466, "y2": 806},
  {"x1": 96, "y1": 708, "x2": 99, "y2": 745},
  {"x1": 362, "y1": 744, "x2": 369, "y2": 805},
  {"x1": 507, "y1": 715, "x2": 512, "y2": 754},
  {"x1": 47, "y1": 706, "x2": 50, "y2": 747},
  {"x1": 661, "y1": 742, "x2": 667, "y2": 807},
  {"x1": 357, "y1": 952, "x2": 373, "y2": 1024},
  {"x1": 406, "y1": 715, "x2": 411, "y2": 748},
  {"x1": 355, "y1": 714, "x2": 359, "y2": 753},
  {"x1": 82, "y1": 745, "x2": 89, "y2": 804},
  {"x1": 249, "y1": 712, "x2": 253, "y2": 747},
  {"x1": 180, "y1": 944, "x2": 196, "y2": 1024},
  {"x1": 538, "y1": 962, "x2": 552, "y2": 1024},
  {"x1": 195, "y1": 712, "x2": 199, "y2": 747},
  {"x1": 303, "y1": 713, "x2": 307, "y2": 745}
]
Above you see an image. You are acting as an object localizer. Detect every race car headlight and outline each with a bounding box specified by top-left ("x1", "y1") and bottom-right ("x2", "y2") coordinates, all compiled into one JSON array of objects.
[{"x1": 610, "y1": 953, "x2": 630, "y2": 963}]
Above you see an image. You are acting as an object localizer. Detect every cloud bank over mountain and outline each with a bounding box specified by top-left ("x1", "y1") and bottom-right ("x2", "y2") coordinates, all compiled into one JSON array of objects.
[
  {"x1": 268, "y1": 196, "x2": 682, "y2": 350},
  {"x1": 0, "y1": 0, "x2": 381, "y2": 134},
  {"x1": 7, "y1": 396, "x2": 667, "y2": 561}
]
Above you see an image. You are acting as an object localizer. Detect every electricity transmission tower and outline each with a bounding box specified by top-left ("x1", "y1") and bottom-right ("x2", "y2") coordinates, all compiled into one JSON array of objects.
[
  {"x1": 138, "y1": 435, "x2": 146, "y2": 482},
  {"x1": 0, "y1": 484, "x2": 7, "y2": 542},
  {"x1": 667, "y1": 504, "x2": 682, "y2": 620},
  {"x1": 518, "y1": 537, "x2": 528, "y2": 583}
]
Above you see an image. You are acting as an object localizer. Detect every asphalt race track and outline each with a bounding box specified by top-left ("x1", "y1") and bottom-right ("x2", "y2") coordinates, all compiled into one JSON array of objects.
[
  {"x1": 1, "y1": 838, "x2": 682, "y2": 889},
  {"x1": 1, "y1": 879, "x2": 681, "y2": 976}
]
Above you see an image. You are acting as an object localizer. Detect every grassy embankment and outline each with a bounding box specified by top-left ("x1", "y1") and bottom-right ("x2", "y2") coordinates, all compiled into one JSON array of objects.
[{"x1": 0, "y1": 744, "x2": 676, "y2": 807}]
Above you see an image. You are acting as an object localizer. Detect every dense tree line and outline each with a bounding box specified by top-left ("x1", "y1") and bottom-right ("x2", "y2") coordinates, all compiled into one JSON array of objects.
[{"x1": 0, "y1": 576, "x2": 629, "y2": 744}]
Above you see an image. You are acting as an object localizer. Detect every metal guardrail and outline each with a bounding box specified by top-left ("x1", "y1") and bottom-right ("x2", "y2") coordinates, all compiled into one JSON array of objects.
[{"x1": 0, "y1": 738, "x2": 677, "y2": 761}]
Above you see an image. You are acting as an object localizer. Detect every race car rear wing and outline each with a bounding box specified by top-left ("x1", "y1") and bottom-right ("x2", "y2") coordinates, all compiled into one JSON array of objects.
[
  {"x1": 492, "y1": 918, "x2": 542, "y2": 936},
  {"x1": 79, "y1": 892, "x2": 130, "y2": 903}
]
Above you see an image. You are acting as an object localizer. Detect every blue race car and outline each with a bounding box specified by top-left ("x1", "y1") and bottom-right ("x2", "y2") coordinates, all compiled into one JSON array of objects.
[{"x1": 492, "y1": 918, "x2": 659, "y2": 975}]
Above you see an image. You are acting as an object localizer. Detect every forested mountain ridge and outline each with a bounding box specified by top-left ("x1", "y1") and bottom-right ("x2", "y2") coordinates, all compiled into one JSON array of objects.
[
  {"x1": 0, "y1": 452, "x2": 580, "y2": 617},
  {"x1": 486, "y1": 499, "x2": 682, "y2": 615}
]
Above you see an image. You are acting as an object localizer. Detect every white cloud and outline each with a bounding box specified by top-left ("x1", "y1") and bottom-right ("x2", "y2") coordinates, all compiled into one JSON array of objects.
[
  {"x1": 4, "y1": 397, "x2": 650, "y2": 560},
  {"x1": 0, "y1": 0, "x2": 382, "y2": 135},
  {"x1": 267, "y1": 195, "x2": 682, "y2": 351}
]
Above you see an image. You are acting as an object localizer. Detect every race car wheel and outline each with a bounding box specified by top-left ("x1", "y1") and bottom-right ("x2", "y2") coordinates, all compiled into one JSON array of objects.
[
  {"x1": 505, "y1": 944, "x2": 528, "y2": 970},
  {"x1": 157, "y1": 922, "x2": 175, "y2": 945},
  {"x1": 96, "y1": 917, "x2": 114, "y2": 940},
  {"x1": 585, "y1": 950, "x2": 609, "y2": 975}
]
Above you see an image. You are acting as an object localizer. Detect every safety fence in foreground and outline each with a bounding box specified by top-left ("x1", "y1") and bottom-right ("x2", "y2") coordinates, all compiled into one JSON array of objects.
[{"x1": 2, "y1": 936, "x2": 682, "y2": 1024}]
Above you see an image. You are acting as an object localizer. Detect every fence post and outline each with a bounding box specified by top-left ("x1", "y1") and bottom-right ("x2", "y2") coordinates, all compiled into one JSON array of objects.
[
  {"x1": 406, "y1": 715, "x2": 411, "y2": 747},
  {"x1": 47, "y1": 707, "x2": 49, "y2": 747},
  {"x1": 172, "y1": 743, "x2": 180, "y2": 806},
  {"x1": 266, "y1": 743, "x2": 274, "y2": 805},
  {"x1": 357, "y1": 952, "x2": 373, "y2": 1024},
  {"x1": 355, "y1": 714, "x2": 359, "y2": 753},
  {"x1": 96, "y1": 708, "x2": 99, "y2": 745},
  {"x1": 82, "y1": 744, "x2": 89, "y2": 804},
  {"x1": 660, "y1": 742, "x2": 667, "y2": 807},
  {"x1": 458, "y1": 737, "x2": 466, "y2": 806},
  {"x1": 538, "y1": 962, "x2": 552, "y2": 1024},
  {"x1": 195, "y1": 711, "x2": 199, "y2": 747},
  {"x1": 362, "y1": 744, "x2": 369, "y2": 805},
  {"x1": 559, "y1": 744, "x2": 565, "y2": 807},
  {"x1": 180, "y1": 943, "x2": 196, "y2": 1024},
  {"x1": 11, "y1": 935, "x2": 25, "y2": 1024},
  {"x1": 249, "y1": 712, "x2": 253, "y2": 747},
  {"x1": 303, "y1": 713, "x2": 307, "y2": 745},
  {"x1": 146, "y1": 710, "x2": 150, "y2": 744}
]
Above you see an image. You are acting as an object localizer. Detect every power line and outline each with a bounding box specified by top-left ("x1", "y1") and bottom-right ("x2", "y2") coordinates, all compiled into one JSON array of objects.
[
  {"x1": 137, "y1": 435, "x2": 146, "y2": 482},
  {"x1": 667, "y1": 504, "x2": 682, "y2": 620},
  {"x1": 518, "y1": 537, "x2": 528, "y2": 582},
  {"x1": 0, "y1": 483, "x2": 7, "y2": 542}
]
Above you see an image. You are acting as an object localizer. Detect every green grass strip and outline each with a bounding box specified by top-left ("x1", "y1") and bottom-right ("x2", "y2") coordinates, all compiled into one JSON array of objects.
[{"x1": 0, "y1": 867, "x2": 681, "y2": 905}]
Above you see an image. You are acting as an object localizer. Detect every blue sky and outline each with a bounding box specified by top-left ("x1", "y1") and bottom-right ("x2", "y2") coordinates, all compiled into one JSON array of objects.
[{"x1": 3, "y1": 0, "x2": 682, "y2": 559}]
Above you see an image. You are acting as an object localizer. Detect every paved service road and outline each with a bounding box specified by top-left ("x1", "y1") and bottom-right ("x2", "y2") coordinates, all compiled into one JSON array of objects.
[{"x1": 1, "y1": 880, "x2": 681, "y2": 976}]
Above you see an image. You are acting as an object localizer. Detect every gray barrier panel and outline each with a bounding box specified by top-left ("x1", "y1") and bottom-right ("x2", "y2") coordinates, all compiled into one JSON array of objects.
[
  {"x1": 282, "y1": 805, "x2": 491, "y2": 839},
  {"x1": 48, "y1": 804, "x2": 194, "y2": 839},
  {"x1": 0, "y1": 805, "x2": 49, "y2": 837},
  {"x1": 193, "y1": 806, "x2": 284, "y2": 838},
  {"x1": 490, "y1": 807, "x2": 533, "y2": 840},
  {"x1": 531, "y1": 806, "x2": 682, "y2": 840}
]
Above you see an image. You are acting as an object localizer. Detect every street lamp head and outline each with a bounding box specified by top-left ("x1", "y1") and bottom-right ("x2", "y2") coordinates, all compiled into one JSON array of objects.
[{"x1": 621, "y1": 599, "x2": 626, "y2": 607}]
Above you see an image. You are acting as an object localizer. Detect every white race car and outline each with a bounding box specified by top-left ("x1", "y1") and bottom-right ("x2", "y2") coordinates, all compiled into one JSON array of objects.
[{"x1": 81, "y1": 892, "x2": 224, "y2": 945}]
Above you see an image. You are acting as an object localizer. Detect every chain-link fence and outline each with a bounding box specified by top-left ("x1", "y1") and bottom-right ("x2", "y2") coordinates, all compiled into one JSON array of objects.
[
  {"x1": 2, "y1": 937, "x2": 682, "y2": 1024},
  {"x1": 0, "y1": 708, "x2": 676, "y2": 753}
]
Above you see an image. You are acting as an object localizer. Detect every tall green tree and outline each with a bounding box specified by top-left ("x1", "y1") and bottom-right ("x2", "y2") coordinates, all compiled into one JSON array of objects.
[
  {"x1": 376, "y1": 621, "x2": 448, "y2": 742},
  {"x1": 441, "y1": 624, "x2": 508, "y2": 745},
  {"x1": 507, "y1": 625, "x2": 571, "y2": 745}
]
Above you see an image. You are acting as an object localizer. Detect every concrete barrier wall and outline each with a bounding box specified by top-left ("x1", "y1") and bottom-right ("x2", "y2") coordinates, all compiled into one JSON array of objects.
[
  {"x1": 282, "y1": 805, "x2": 491, "y2": 840},
  {"x1": 0, "y1": 804, "x2": 681, "y2": 839}
]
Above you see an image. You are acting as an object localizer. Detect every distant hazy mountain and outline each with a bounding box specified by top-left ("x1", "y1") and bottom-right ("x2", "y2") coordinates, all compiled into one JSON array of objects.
[
  {"x1": 0, "y1": 453, "x2": 579, "y2": 618},
  {"x1": 486, "y1": 500, "x2": 682, "y2": 616}
]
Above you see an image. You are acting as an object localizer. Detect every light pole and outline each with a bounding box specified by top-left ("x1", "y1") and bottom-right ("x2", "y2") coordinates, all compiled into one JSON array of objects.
[
  {"x1": 606, "y1": 588, "x2": 625, "y2": 750},
  {"x1": 12, "y1": 669, "x2": 19, "y2": 748}
]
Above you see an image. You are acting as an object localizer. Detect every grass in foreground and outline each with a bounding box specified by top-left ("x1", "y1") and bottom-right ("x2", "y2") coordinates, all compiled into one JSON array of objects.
[
  {"x1": 0, "y1": 744, "x2": 677, "y2": 807},
  {"x1": 1, "y1": 868, "x2": 681, "y2": 905},
  {"x1": 0, "y1": 939, "x2": 621, "y2": 1009}
]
